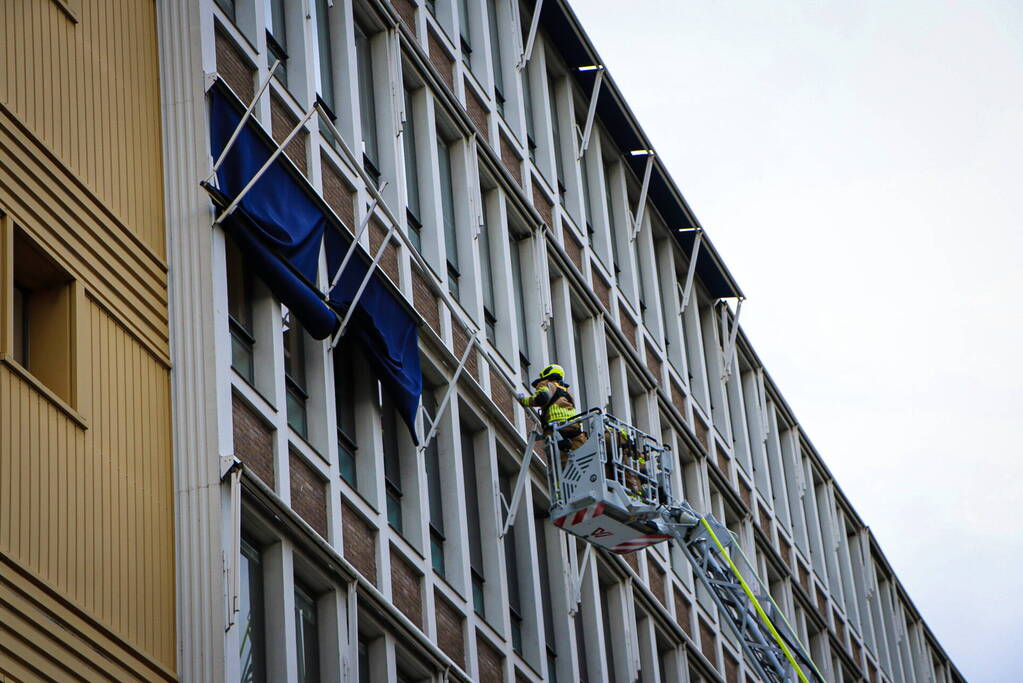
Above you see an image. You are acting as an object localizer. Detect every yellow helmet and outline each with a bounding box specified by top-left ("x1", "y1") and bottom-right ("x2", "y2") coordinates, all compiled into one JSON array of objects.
[{"x1": 539, "y1": 364, "x2": 565, "y2": 381}]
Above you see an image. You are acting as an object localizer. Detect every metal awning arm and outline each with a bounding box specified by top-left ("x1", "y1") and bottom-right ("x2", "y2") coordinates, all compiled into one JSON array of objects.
[
  {"x1": 630, "y1": 152, "x2": 655, "y2": 241},
  {"x1": 678, "y1": 228, "x2": 703, "y2": 314},
  {"x1": 329, "y1": 221, "x2": 399, "y2": 349},
  {"x1": 204, "y1": 60, "x2": 281, "y2": 185},
  {"x1": 720, "y1": 297, "x2": 744, "y2": 383},
  {"x1": 327, "y1": 179, "x2": 389, "y2": 296},
  {"x1": 576, "y1": 66, "x2": 604, "y2": 160},
  {"x1": 417, "y1": 332, "x2": 479, "y2": 453},
  {"x1": 568, "y1": 543, "x2": 592, "y2": 617},
  {"x1": 516, "y1": 0, "x2": 545, "y2": 71},
  {"x1": 499, "y1": 434, "x2": 540, "y2": 538},
  {"x1": 215, "y1": 103, "x2": 319, "y2": 223}
]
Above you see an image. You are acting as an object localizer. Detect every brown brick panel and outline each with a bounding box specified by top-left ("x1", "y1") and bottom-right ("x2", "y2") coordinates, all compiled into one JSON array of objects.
[
  {"x1": 321, "y1": 154, "x2": 357, "y2": 232},
  {"x1": 698, "y1": 617, "x2": 717, "y2": 669},
  {"x1": 671, "y1": 380, "x2": 686, "y2": 417},
  {"x1": 758, "y1": 504, "x2": 772, "y2": 535},
  {"x1": 623, "y1": 550, "x2": 639, "y2": 573},
  {"x1": 476, "y1": 632, "x2": 504, "y2": 681},
  {"x1": 393, "y1": 0, "x2": 417, "y2": 30},
  {"x1": 737, "y1": 478, "x2": 752, "y2": 510},
  {"x1": 233, "y1": 393, "x2": 275, "y2": 489},
  {"x1": 649, "y1": 564, "x2": 666, "y2": 608},
  {"x1": 778, "y1": 534, "x2": 792, "y2": 570},
  {"x1": 452, "y1": 322, "x2": 479, "y2": 380},
  {"x1": 618, "y1": 304, "x2": 637, "y2": 349},
  {"x1": 815, "y1": 582, "x2": 826, "y2": 613},
  {"x1": 465, "y1": 80, "x2": 489, "y2": 136},
  {"x1": 515, "y1": 670, "x2": 531, "y2": 683},
  {"x1": 533, "y1": 438, "x2": 547, "y2": 466},
  {"x1": 715, "y1": 449, "x2": 730, "y2": 477},
  {"x1": 694, "y1": 413, "x2": 710, "y2": 451},
  {"x1": 216, "y1": 29, "x2": 255, "y2": 103},
  {"x1": 723, "y1": 650, "x2": 739, "y2": 683},
  {"x1": 851, "y1": 638, "x2": 862, "y2": 668},
  {"x1": 592, "y1": 269, "x2": 611, "y2": 312},
  {"x1": 797, "y1": 562, "x2": 810, "y2": 595},
  {"x1": 412, "y1": 268, "x2": 441, "y2": 333},
  {"x1": 645, "y1": 341, "x2": 662, "y2": 382},
  {"x1": 368, "y1": 217, "x2": 400, "y2": 283},
  {"x1": 674, "y1": 588, "x2": 692, "y2": 637},
  {"x1": 435, "y1": 591, "x2": 465, "y2": 668},
  {"x1": 832, "y1": 607, "x2": 846, "y2": 645},
  {"x1": 868, "y1": 660, "x2": 878, "y2": 683},
  {"x1": 342, "y1": 500, "x2": 378, "y2": 586},
  {"x1": 500, "y1": 133, "x2": 522, "y2": 187},
  {"x1": 564, "y1": 230, "x2": 583, "y2": 272},
  {"x1": 428, "y1": 27, "x2": 454, "y2": 91},
  {"x1": 390, "y1": 547, "x2": 423, "y2": 628},
  {"x1": 532, "y1": 182, "x2": 553, "y2": 226},
  {"x1": 490, "y1": 367, "x2": 516, "y2": 424},
  {"x1": 289, "y1": 451, "x2": 328, "y2": 538},
  {"x1": 270, "y1": 93, "x2": 308, "y2": 175}
]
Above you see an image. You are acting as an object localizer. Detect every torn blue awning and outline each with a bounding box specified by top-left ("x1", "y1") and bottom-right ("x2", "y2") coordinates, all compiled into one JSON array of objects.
[
  {"x1": 326, "y1": 229, "x2": 423, "y2": 440},
  {"x1": 206, "y1": 83, "x2": 422, "y2": 440}
]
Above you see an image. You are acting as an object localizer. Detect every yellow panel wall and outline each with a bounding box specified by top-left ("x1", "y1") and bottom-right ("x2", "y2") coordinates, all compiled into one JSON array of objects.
[
  {"x1": 0, "y1": 0, "x2": 174, "y2": 678},
  {"x1": 0, "y1": 0, "x2": 166, "y2": 258}
]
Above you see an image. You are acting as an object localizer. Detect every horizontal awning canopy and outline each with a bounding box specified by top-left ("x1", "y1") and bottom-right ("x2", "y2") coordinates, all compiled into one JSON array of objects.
[
  {"x1": 546, "y1": 0, "x2": 744, "y2": 300},
  {"x1": 205, "y1": 81, "x2": 422, "y2": 439}
]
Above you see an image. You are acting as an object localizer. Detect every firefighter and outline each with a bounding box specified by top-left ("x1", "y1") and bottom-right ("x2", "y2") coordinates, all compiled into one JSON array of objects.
[{"x1": 516, "y1": 364, "x2": 588, "y2": 458}]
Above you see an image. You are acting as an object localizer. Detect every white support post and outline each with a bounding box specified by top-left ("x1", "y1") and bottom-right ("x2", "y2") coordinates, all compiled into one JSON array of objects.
[
  {"x1": 390, "y1": 28, "x2": 405, "y2": 137},
  {"x1": 575, "y1": 66, "x2": 604, "y2": 160},
  {"x1": 204, "y1": 60, "x2": 282, "y2": 185},
  {"x1": 677, "y1": 228, "x2": 702, "y2": 314},
  {"x1": 721, "y1": 298, "x2": 744, "y2": 383},
  {"x1": 220, "y1": 457, "x2": 243, "y2": 629},
  {"x1": 629, "y1": 151, "x2": 655, "y2": 241},
  {"x1": 568, "y1": 543, "x2": 593, "y2": 617},
  {"x1": 516, "y1": 0, "x2": 544, "y2": 71},
  {"x1": 499, "y1": 435, "x2": 539, "y2": 538},
  {"x1": 329, "y1": 221, "x2": 399, "y2": 348},
  {"x1": 417, "y1": 333, "x2": 478, "y2": 453},
  {"x1": 215, "y1": 104, "x2": 320, "y2": 223},
  {"x1": 345, "y1": 582, "x2": 359, "y2": 682},
  {"x1": 469, "y1": 134, "x2": 484, "y2": 238},
  {"x1": 534, "y1": 227, "x2": 554, "y2": 330},
  {"x1": 327, "y1": 179, "x2": 389, "y2": 295},
  {"x1": 756, "y1": 367, "x2": 770, "y2": 443}
]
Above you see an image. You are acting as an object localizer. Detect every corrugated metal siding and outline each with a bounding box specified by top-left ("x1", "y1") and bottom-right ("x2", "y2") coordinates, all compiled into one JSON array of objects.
[
  {"x1": 0, "y1": 297, "x2": 174, "y2": 672},
  {"x1": 0, "y1": 0, "x2": 165, "y2": 258}
]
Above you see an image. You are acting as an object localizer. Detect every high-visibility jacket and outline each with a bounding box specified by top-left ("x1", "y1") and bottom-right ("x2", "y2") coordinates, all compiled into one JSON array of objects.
[{"x1": 521, "y1": 378, "x2": 578, "y2": 424}]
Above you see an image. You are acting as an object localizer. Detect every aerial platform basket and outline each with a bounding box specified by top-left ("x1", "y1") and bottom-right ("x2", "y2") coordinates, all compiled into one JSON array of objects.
[{"x1": 547, "y1": 410, "x2": 675, "y2": 554}]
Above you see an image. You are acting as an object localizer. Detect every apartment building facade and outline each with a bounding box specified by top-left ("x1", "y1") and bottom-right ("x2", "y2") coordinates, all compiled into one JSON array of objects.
[
  {"x1": 0, "y1": 1, "x2": 176, "y2": 680},
  {"x1": 159, "y1": 0, "x2": 965, "y2": 681}
]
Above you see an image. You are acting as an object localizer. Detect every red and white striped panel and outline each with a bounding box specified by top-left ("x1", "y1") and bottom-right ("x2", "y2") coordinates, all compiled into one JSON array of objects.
[
  {"x1": 553, "y1": 502, "x2": 606, "y2": 530},
  {"x1": 610, "y1": 534, "x2": 673, "y2": 554}
]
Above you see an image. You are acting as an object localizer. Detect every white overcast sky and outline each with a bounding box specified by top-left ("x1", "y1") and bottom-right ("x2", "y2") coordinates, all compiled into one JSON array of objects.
[{"x1": 571, "y1": 1, "x2": 1023, "y2": 680}]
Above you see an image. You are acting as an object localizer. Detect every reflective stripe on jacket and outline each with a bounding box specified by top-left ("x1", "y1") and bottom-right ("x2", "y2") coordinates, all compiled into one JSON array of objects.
[{"x1": 522, "y1": 378, "x2": 578, "y2": 425}]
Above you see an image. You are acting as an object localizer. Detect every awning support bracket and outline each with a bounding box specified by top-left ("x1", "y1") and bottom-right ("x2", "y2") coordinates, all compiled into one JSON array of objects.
[
  {"x1": 575, "y1": 65, "x2": 605, "y2": 160},
  {"x1": 720, "y1": 297, "x2": 744, "y2": 384},
  {"x1": 677, "y1": 228, "x2": 703, "y2": 315},
  {"x1": 417, "y1": 332, "x2": 479, "y2": 454},
  {"x1": 329, "y1": 221, "x2": 399, "y2": 348},
  {"x1": 516, "y1": 0, "x2": 544, "y2": 71},
  {"x1": 629, "y1": 151, "x2": 655, "y2": 241},
  {"x1": 498, "y1": 431, "x2": 542, "y2": 538},
  {"x1": 327, "y1": 179, "x2": 389, "y2": 296}
]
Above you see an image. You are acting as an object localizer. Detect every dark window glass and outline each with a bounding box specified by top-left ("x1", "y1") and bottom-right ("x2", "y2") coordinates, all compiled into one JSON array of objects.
[
  {"x1": 423, "y1": 390, "x2": 445, "y2": 573},
  {"x1": 334, "y1": 341, "x2": 358, "y2": 486},
  {"x1": 501, "y1": 470, "x2": 523, "y2": 654},
  {"x1": 315, "y1": 0, "x2": 335, "y2": 109},
  {"x1": 355, "y1": 24, "x2": 379, "y2": 170},
  {"x1": 461, "y1": 427, "x2": 485, "y2": 616},
  {"x1": 382, "y1": 387, "x2": 403, "y2": 534},
  {"x1": 266, "y1": 0, "x2": 289, "y2": 87},
  {"x1": 508, "y1": 235, "x2": 529, "y2": 360},
  {"x1": 458, "y1": 0, "x2": 473, "y2": 69},
  {"x1": 547, "y1": 74, "x2": 566, "y2": 197},
  {"x1": 402, "y1": 89, "x2": 422, "y2": 226},
  {"x1": 215, "y1": 0, "x2": 236, "y2": 21},
  {"x1": 486, "y1": 0, "x2": 504, "y2": 105},
  {"x1": 358, "y1": 638, "x2": 370, "y2": 683},
  {"x1": 239, "y1": 538, "x2": 267, "y2": 682},
  {"x1": 283, "y1": 314, "x2": 308, "y2": 437},
  {"x1": 294, "y1": 584, "x2": 320, "y2": 682},
  {"x1": 226, "y1": 237, "x2": 255, "y2": 383},
  {"x1": 12, "y1": 285, "x2": 27, "y2": 367}
]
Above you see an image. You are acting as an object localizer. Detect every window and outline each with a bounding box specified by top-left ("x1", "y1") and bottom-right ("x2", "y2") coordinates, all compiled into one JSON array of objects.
[
  {"x1": 402, "y1": 88, "x2": 423, "y2": 252},
  {"x1": 314, "y1": 0, "x2": 335, "y2": 110},
  {"x1": 265, "y1": 0, "x2": 289, "y2": 88},
  {"x1": 547, "y1": 74, "x2": 566, "y2": 198},
  {"x1": 603, "y1": 162, "x2": 621, "y2": 275},
  {"x1": 457, "y1": 0, "x2": 473, "y2": 70},
  {"x1": 282, "y1": 311, "x2": 308, "y2": 437},
  {"x1": 508, "y1": 233, "x2": 530, "y2": 372},
  {"x1": 572, "y1": 318, "x2": 589, "y2": 410},
  {"x1": 461, "y1": 427, "x2": 485, "y2": 616},
  {"x1": 239, "y1": 538, "x2": 267, "y2": 682},
  {"x1": 522, "y1": 68, "x2": 537, "y2": 161},
  {"x1": 294, "y1": 584, "x2": 320, "y2": 682},
  {"x1": 486, "y1": 0, "x2": 505, "y2": 113},
  {"x1": 534, "y1": 508, "x2": 558, "y2": 683},
  {"x1": 358, "y1": 637, "x2": 371, "y2": 683},
  {"x1": 381, "y1": 386, "x2": 404, "y2": 534},
  {"x1": 437, "y1": 133, "x2": 460, "y2": 299},
  {"x1": 334, "y1": 341, "x2": 358, "y2": 486},
  {"x1": 355, "y1": 23, "x2": 380, "y2": 182},
  {"x1": 500, "y1": 469, "x2": 523, "y2": 654},
  {"x1": 226, "y1": 237, "x2": 255, "y2": 383},
  {"x1": 11, "y1": 227, "x2": 75, "y2": 405},
  {"x1": 479, "y1": 195, "x2": 498, "y2": 342},
  {"x1": 423, "y1": 389, "x2": 446, "y2": 577}
]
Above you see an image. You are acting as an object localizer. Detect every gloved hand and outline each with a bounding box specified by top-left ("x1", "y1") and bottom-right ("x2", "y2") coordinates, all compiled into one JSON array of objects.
[{"x1": 515, "y1": 391, "x2": 528, "y2": 405}]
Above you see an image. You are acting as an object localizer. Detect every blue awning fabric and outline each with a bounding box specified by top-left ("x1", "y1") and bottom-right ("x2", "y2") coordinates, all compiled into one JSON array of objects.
[{"x1": 207, "y1": 83, "x2": 422, "y2": 441}]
